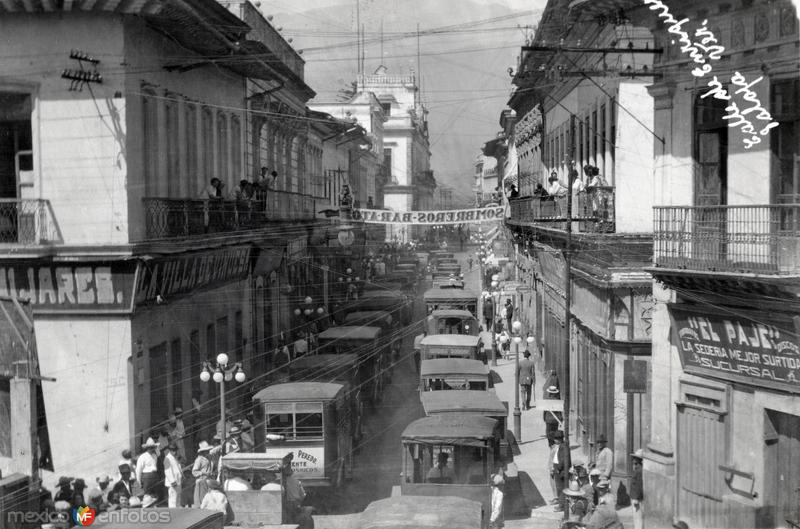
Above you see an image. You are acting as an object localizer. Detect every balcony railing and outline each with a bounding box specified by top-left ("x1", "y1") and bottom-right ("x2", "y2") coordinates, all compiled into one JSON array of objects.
[
  {"x1": 654, "y1": 204, "x2": 800, "y2": 275},
  {"x1": 143, "y1": 190, "x2": 320, "y2": 241},
  {"x1": 0, "y1": 199, "x2": 60, "y2": 245},
  {"x1": 508, "y1": 186, "x2": 616, "y2": 233}
]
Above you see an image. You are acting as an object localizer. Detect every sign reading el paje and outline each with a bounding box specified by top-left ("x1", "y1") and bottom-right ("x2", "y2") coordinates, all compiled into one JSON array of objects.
[
  {"x1": 353, "y1": 206, "x2": 505, "y2": 225},
  {"x1": 669, "y1": 305, "x2": 800, "y2": 393}
]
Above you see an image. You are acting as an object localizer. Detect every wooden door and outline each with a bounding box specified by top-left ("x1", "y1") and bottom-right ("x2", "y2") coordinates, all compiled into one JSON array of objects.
[
  {"x1": 676, "y1": 401, "x2": 726, "y2": 528},
  {"x1": 765, "y1": 410, "x2": 800, "y2": 528},
  {"x1": 693, "y1": 95, "x2": 728, "y2": 267}
]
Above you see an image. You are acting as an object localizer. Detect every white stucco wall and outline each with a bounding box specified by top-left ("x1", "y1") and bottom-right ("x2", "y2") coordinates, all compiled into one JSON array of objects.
[
  {"x1": 0, "y1": 14, "x2": 129, "y2": 245},
  {"x1": 35, "y1": 316, "x2": 132, "y2": 487}
]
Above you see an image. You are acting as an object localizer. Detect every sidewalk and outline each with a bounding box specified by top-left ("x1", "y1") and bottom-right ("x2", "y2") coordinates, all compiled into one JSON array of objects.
[{"x1": 491, "y1": 353, "x2": 634, "y2": 529}]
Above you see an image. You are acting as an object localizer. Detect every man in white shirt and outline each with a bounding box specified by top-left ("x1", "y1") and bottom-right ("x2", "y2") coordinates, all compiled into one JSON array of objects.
[
  {"x1": 293, "y1": 332, "x2": 308, "y2": 358},
  {"x1": 163, "y1": 444, "x2": 183, "y2": 508},
  {"x1": 135, "y1": 438, "x2": 159, "y2": 508},
  {"x1": 200, "y1": 480, "x2": 228, "y2": 516},
  {"x1": 594, "y1": 434, "x2": 614, "y2": 481}
]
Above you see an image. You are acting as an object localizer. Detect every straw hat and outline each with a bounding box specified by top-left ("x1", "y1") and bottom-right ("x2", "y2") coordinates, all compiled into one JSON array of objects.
[
  {"x1": 631, "y1": 448, "x2": 644, "y2": 460},
  {"x1": 564, "y1": 484, "x2": 585, "y2": 497},
  {"x1": 492, "y1": 474, "x2": 505, "y2": 486},
  {"x1": 141, "y1": 437, "x2": 158, "y2": 449},
  {"x1": 197, "y1": 441, "x2": 213, "y2": 452},
  {"x1": 596, "y1": 478, "x2": 611, "y2": 491},
  {"x1": 547, "y1": 385, "x2": 559, "y2": 395}
]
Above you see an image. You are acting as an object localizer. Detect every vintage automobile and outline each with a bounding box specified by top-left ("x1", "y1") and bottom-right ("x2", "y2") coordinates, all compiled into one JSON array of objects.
[
  {"x1": 252, "y1": 382, "x2": 353, "y2": 489},
  {"x1": 91, "y1": 509, "x2": 223, "y2": 529},
  {"x1": 420, "y1": 390, "x2": 508, "y2": 440},
  {"x1": 316, "y1": 325, "x2": 387, "y2": 403},
  {"x1": 358, "y1": 496, "x2": 483, "y2": 529},
  {"x1": 424, "y1": 288, "x2": 479, "y2": 316},
  {"x1": 288, "y1": 354, "x2": 364, "y2": 442},
  {"x1": 420, "y1": 334, "x2": 482, "y2": 362},
  {"x1": 399, "y1": 414, "x2": 502, "y2": 523},
  {"x1": 427, "y1": 309, "x2": 479, "y2": 336},
  {"x1": 420, "y1": 358, "x2": 492, "y2": 392},
  {"x1": 218, "y1": 453, "x2": 285, "y2": 526}
]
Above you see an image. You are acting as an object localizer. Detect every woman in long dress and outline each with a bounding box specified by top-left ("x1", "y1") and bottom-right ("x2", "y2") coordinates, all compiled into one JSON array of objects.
[{"x1": 192, "y1": 442, "x2": 214, "y2": 507}]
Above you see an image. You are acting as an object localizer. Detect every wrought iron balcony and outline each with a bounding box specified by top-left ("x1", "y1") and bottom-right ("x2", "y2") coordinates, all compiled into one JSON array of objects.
[
  {"x1": 507, "y1": 186, "x2": 616, "y2": 233},
  {"x1": 654, "y1": 204, "x2": 800, "y2": 275},
  {"x1": 0, "y1": 199, "x2": 60, "y2": 245},
  {"x1": 143, "y1": 190, "x2": 320, "y2": 241}
]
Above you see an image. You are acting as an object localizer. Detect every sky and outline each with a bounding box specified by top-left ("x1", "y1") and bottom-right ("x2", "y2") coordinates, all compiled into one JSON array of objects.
[{"x1": 257, "y1": 0, "x2": 549, "y2": 206}]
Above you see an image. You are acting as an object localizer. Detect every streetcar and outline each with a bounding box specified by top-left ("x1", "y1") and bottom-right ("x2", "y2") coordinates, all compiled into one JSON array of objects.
[
  {"x1": 398, "y1": 414, "x2": 502, "y2": 524},
  {"x1": 420, "y1": 390, "x2": 508, "y2": 441},
  {"x1": 252, "y1": 382, "x2": 354, "y2": 489},
  {"x1": 288, "y1": 353, "x2": 364, "y2": 442},
  {"x1": 423, "y1": 288, "x2": 479, "y2": 316},
  {"x1": 354, "y1": 289, "x2": 412, "y2": 325},
  {"x1": 427, "y1": 309, "x2": 479, "y2": 336},
  {"x1": 316, "y1": 325, "x2": 387, "y2": 404},
  {"x1": 419, "y1": 335, "x2": 482, "y2": 361},
  {"x1": 420, "y1": 358, "x2": 492, "y2": 392},
  {"x1": 432, "y1": 278, "x2": 465, "y2": 289}
]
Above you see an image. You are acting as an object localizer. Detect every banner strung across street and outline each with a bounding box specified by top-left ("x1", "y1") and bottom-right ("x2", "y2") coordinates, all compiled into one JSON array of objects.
[{"x1": 352, "y1": 206, "x2": 505, "y2": 225}]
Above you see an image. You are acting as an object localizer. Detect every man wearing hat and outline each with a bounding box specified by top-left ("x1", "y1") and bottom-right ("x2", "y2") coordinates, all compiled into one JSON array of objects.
[
  {"x1": 550, "y1": 430, "x2": 567, "y2": 512},
  {"x1": 53, "y1": 476, "x2": 73, "y2": 506},
  {"x1": 517, "y1": 350, "x2": 535, "y2": 410},
  {"x1": 163, "y1": 444, "x2": 183, "y2": 508},
  {"x1": 192, "y1": 441, "x2": 215, "y2": 507},
  {"x1": 489, "y1": 473, "x2": 504, "y2": 529},
  {"x1": 583, "y1": 479, "x2": 623, "y2": 529},
  {"x1": 630, "y1": 449, "x2": 644, "y2": 529},
  {"x1": 108, "y1": 464, "x2": 134, "y2": 506},
  {"x1": 239, "y1": 419, "x2": 254, "y2": 452},
  {"x1": 200, "y1": 479, "x2": 229, "y2": 517},
  {"x1": 135, "y1": 437, "x2": 160, "y2": 507},
  {"x1": 225, "y1": 426, "x2": 242, "y2": 454},
  {"x1": 593, "y1": 434, "x2": 614, "y2": 482},
  {"x1": 168, "y1": 410, "x2": 186, "y2": 460}
]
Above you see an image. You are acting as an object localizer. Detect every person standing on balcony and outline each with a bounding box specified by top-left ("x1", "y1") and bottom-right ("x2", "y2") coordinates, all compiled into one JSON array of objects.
[
  {"x1": 587, "y1": 166, "x2": 607, "y2": 188},
  {"x1": 546, "y1": 172, "x2": 567, "y2": 197},
  {"x1": 201, "y1": 178, "x2": 225, "y2": 199}
]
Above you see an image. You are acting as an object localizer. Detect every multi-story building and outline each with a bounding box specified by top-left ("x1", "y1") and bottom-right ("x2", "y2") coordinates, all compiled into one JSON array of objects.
[
  {"x1": 505, "y1": 0, "x2": 657, "y2": 489},
  {"x1": 357, "y1": 67, "x2": 435, "y2": 241},
  {"x1": 473, "y1": 154, "x2": 499, "y2": 206},
  {"x1": 0, "y1": 0, "x2": 320, "y2": 484},
  {"x1": 620, "y1": 0, "x2": 800, "y2": 527}
]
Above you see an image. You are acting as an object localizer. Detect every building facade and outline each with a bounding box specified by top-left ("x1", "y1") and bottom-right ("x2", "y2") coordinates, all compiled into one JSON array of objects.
[
  {"x1": 630, "y1": 0, "x2": 800, "y2": 527},
  {"x1": 357, "y1": 68, "x2": 435, "y2": 241},
  {"x1": 505, "y1": 0, "x2": 657, "y2": 488},
  {"x1": 0, "y1": 0, "x2": 321, "y2": 485}
]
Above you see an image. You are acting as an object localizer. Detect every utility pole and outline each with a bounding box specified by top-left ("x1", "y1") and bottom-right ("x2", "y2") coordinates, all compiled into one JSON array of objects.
[{"x1": 561, "y1": 114, "x2": 576, "y2": 514}]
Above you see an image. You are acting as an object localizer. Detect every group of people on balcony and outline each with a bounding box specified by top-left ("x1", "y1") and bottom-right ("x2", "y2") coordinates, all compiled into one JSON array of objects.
[
  {"x1": 538, "y1": 164, "x2": 608, "y2": 199},
  {"x1": 199, "y1": 166, "x2": 280, "y2": 201}
]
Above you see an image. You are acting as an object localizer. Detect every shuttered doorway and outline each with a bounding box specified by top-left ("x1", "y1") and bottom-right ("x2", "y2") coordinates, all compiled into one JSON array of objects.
[{"x1": 676, "y1": 380, "x2": 728, "y2": 529}]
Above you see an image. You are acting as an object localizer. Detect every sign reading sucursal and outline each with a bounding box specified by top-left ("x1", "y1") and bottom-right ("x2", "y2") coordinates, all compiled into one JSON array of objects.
[
  {"x1": 643, "y1": 0, "x2": 779, "y2": 149},
  {"x1": 669, "y1": 305, "x2": 800, "y2": 393},
  {"x1": 353, "y1": 206, "x2": 505, "y2": 225}
]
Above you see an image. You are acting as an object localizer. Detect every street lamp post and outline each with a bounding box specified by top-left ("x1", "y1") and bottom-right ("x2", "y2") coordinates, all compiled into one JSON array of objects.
[
  {"x1": 200, "y1": 353, "x2": 246, "y2": 456},
  {"x1": 511, "y1": 320, "x2": 523, "y2": 440}
]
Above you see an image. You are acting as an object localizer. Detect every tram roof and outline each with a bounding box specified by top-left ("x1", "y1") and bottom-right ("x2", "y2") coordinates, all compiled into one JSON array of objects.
[
  {"x1": 358, "y1": 496, "x2": 482, "y2": 529},
  {"x1": 420, "y1": 335, "x2": 480, "y2": 347},
  {"x1": 423, "y1": 289, "x2": 478, "y2": 301},
  {"x1": 421, "y1": 390, "x2": 507, "y2": 415},
  {"x1": 317, "y1": 325, "x2": 383, "y2": 340},
  {"x1": 402, "y1": 414, "x2": 498, "y2": 444},
  {"x1": 429, "y1": 309, "x2": 476, "y2": 319},
  {"x1": 253, "y1": 382, "x2": 344, "y2": 402},
  {"x1": 420, "y1": 358, "x2": 488, "y2": 377}
]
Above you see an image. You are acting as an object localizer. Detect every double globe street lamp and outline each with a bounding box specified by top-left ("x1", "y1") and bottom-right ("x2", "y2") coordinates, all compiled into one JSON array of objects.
[{"x1": 200, "y1": 353, "x2": 246, "y2": 455}]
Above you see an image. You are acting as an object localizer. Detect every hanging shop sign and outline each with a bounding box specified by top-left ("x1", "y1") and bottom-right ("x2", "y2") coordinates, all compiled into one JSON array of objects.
[
  {"x1": 669, "y1": 304, "x2": 800, "y2": 393},
  {"x1": 0, "y1": 261, "x2": 138, "y2": 314},
  {"x1": 135, "y1": 246, "x2": 251, "y2": 306},
  {"x1": 352, "y1": 206, "x2": 505, "y2": 225}
]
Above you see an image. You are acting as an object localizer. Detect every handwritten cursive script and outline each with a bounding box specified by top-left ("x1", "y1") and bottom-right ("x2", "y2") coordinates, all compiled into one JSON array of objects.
[{"x1": 644, "y1": 0, "x2": 778, "y2": 148}]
